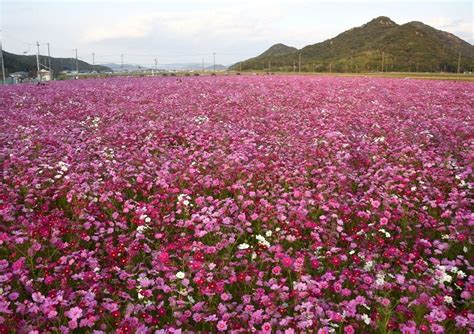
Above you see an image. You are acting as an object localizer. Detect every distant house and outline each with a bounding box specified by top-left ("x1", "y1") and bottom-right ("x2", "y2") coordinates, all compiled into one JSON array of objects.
[
  {"x1": 9, "y1": 71, "x2": 29, "y2": 84},
  {"x1": 39, "y1": 69, "x2": 51, "y2": 81}
]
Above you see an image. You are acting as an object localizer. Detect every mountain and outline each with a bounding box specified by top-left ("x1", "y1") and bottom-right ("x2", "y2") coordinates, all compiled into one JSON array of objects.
[
  {"x1": 204, "y1": 64, "x2": 227, "y2": 71},
  {"x1": 231, "y1": 16, "x2": 474, "y2": 72},
  {"x1": 101, "y1": 62, "x2": 228, "y2": 71},
  {"x1": 100, "y1": 63, "x2": 151, "y2": 72},
  {"x1": 2, "y1": 51, "x2": 112, "y2": 76},
  {"x1": 159, "y1": 63, "x2": 227, "y2": 71},
  {"x1": 259, "y1": 43, "x2": 297, "y2": 57}
]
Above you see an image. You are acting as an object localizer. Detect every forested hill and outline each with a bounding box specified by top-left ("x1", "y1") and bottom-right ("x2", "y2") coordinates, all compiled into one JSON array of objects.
[{"x1": 231, "y1": 16, "x2": 474, "y2": 72}]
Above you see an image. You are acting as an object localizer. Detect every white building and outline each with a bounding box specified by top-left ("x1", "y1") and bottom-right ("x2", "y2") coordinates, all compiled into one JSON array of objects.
[{"x1": 39, "y1": 69, "x2": 51, "y2": 81}]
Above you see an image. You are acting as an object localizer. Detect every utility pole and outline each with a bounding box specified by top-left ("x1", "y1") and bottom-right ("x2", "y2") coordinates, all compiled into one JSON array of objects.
[
  {"x1": 154, "y1": 58, "x2": 157, "y2": 76},
  {"x1": 36, "y1": 42, "x2": 41, "y2": 81},
  {"x1": 381, "y1": 51, "x2": 385, "y2": 73},
  {"x1": 121, "y1": 54, "x2": 124, "y2": 71},
  {"x1": 213, "y1": 52, "x2": 216, "y2": 73},
  {"x1": 329, "y1": 63, "x2": 332, "y2": 73},
  {"x1": 74, "y1": 48, "x2": 79, "y2": 74},
  {"x1": 457, "y1": 51, "x2": 461, "y2": 74},
  {"x1": 298, "y1": 53, "x2": 301, "y2": 73},
  {"x1": 268, "y1": 60, "x2": 271, "y2": 72},
  {"x1": 46, "y1": 43, "x2": 52, "y2": 79},
  {"x1": 0, "y1": 30, "x2": 5, "y2": 84},
  {"x1": 293, "y1": 61, "x2": 296, "y2": 73}
]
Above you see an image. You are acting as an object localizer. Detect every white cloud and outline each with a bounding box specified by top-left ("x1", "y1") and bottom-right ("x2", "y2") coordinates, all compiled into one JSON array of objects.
[
  {"x1": 80, "y1": 3, "x2": 284, "y2": 44},
  {"x1": 425, "y1": 17, "x2": 473, "y2": 42},
  {"x1": 160, "y1": 10, "x2": 280, "y2": 39},
  {"x1": 81, "y1": 14, "x2": 157, "y2": 42}
]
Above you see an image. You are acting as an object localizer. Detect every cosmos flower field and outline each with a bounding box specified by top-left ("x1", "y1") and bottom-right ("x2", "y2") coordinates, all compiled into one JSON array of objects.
[{"x1": 0, "y1": 75, "x2": 473, "y2": 333}]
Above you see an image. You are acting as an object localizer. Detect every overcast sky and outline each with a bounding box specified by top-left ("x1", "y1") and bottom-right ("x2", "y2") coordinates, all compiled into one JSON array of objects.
[{"x1": 2, "y1": 0, "x2": 473, "y2": 66}]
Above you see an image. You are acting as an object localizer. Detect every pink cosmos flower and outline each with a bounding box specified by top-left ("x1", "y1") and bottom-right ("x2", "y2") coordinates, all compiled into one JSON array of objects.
[
  {"x1": 217, "y1": 320, "x2": 227, "y2": 331},
  {"x1": 261, "y1": 322, "x2": 272, "y2": 334},
  {"x1": 281, "y1": 257, "x2": 293, "y2": 268},
  {"x1": 344, "y1": 325, "x2": 355, "y2": 334},
  {"x1": 8, "y1": 292, "x2": 19, "y2": 301},
  {"x1": 158, "y1": 251, "x2": 170, "y2": 263},
  {"x1": 272, "y1": 266, "x2": 282, "y2": 275},
  {"x1": 32, "y1": 292, "x2": 45, "y2": 303},
  {"x1": 68, "y1": 319, "x2": 78, "y2": 329},
  {"x1": 370, "y1": 199, "x2": 381, "y2": 208},
  {"x1": 381, "y1": 298, "x2": 391, "y2": 307},
  {"x1": 66, "y1": 306, "x2": 83, "y2": 321},
  {"x1": 47, "y1": 310, "x2": 58, "y2": 319}
]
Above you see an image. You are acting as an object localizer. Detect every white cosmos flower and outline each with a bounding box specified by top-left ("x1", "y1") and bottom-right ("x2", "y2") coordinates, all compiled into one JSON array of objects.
[
  {"x1": 194, "y1": 115, "x2": 209, "y2": 124},
  {"x1": 439, "y1": 272, "x2": 452, "y2": 284},
  {"x1": 444, "y1": 296, "x2": 453, "y2": 304},
  {"x1": 375, "y1": 272, "x2": 386, "y2": 286},
  {"x1": 136, "y1": 225, "x2": 150, "y2": 234},
  {"x1": 176, "y1": 271, "x2": 185, "y2": 279},
  {"x1": 177, "y1": 194, "x2": 192, "y2": 206},
  {"x1": 361, "y1": 314, "x2": 371, "y2": 325},
  {"x1": 364, "y1": 260, "x2": 374, "y2": 271},
  {"x1": 255, "y1": 235, "x2": 270, "y2": 247},
  {"x1": 379, "y1": 228, "x2": 391, "y2": 237},
  {"x1": 238, "y1": 243, "x2": 250, "y2": 250}
]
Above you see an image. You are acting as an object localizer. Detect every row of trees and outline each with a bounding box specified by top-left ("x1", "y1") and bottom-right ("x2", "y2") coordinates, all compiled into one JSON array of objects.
[{"x1": 236, "y1": 50, "x2": 473, "y2": 73}]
